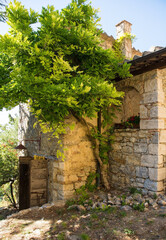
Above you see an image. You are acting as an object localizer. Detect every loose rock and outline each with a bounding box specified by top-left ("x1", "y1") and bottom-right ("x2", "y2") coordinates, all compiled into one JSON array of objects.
[{"x1": 121, "y1": 206, "x2": 132, "y2": 211}]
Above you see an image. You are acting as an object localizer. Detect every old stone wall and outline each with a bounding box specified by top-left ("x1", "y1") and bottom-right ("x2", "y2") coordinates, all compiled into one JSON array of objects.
[
  {"x1": 111, "y1": 69, "x2": 166, "y2": 194},
  {"x1": 111, "y1": 129, "x2": 161, "y2": 192},
  {"x1": 19, "y1": 104, "x2": 59, "y2": 202},
  {"x1": 115, "y1": 87, "x2": 142, "y2": 123},
  {"x1": 159, "y1": 68, "x2": 166, "y2": 191},
  {"x1": 100, "y1": 28, "x2": 142, "y2": 58},
  {"x1": 19, "y1": 105, "x2": 96, "y2": 202},
  {"x1": 51, "y1": 115, "x2": 97, "y2": 201},
  {"x1": 100, "y1": 33, "x2": 115, "y2": 49}
]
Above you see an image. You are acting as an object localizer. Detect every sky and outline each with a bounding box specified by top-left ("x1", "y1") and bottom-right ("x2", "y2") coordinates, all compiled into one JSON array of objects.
[{"x1": 0, "y1": 0, "x2": 166, "y2": 124}]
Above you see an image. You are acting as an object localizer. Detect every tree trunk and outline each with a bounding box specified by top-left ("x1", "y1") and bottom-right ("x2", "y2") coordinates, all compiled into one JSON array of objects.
[
  {"x1": 10, "y1": 179, "x2": 17, "y2": 209},
  {"x1": 96, "y1": 110, "x2": 101, "y2": 187},
  {"x1": 72, "y1": 112, "x2": 110, "y2": 190}
]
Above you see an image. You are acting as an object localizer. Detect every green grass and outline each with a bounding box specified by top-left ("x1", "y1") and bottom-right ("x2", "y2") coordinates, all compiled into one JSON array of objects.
[
  {"x1": 159, "y1": 213, "x2": 166, "y2": 218},
  {"x1": 119, "y1": 211, "x2": 127, "y2": 217},
  {"x1": 130, "y1": 187, "x2": 142, "y2": 194},
  {"x1": 124, "y1": 228, "x2": 134, "y2": 235},
  {"x1": 0, "y1": 215, "x2": 5, "y2": 220},
  {"x1": 57, "y1": 232, "x2": 65, "y2": 240},
  {"x1": 133, "y1": 203, "x2": 145, "y2": 212},
  {"x1": 81, "y1": 233, "x2": 91, "y2": 240}
]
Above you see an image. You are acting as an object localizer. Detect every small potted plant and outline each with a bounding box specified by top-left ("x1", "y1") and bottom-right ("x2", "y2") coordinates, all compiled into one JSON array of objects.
[
  {"x1": 127, "y1": 115, "x2": 140, "y2": 128},
  {"x1": 114, "y1": 115, "x2": 140, "y2": 129}
]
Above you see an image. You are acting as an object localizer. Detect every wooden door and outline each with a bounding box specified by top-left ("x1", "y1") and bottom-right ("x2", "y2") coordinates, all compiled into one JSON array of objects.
[{"x1": 19, "y1": 163, "x2": 30, "y2": 210}]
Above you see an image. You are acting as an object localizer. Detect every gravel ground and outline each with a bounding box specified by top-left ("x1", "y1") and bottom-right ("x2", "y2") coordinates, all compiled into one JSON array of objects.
[{"x1": 0, "y1": 190, "x2": 165, "y2": 240}]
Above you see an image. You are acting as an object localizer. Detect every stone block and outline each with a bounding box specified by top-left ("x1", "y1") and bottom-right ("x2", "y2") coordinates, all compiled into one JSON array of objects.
[
  {"x1": 53, "y1": 161, "x2": 59, "y2": 168},
  {"x1": 123, "y1": 165, "x2": 136, "y2": 177},
  {"x1": 59, "y1": 162, "x2": 65, "y2": 170},
  {"x1": 136, "y1": 166, "x2": 148, "y2": 178},
  {"x1": 136, "y1": 178, "x2": 145, "y2": 183},
  {"x1": 150, "y1": 106, "x2": 158, "y2": 118},
  {"x1": 139, "y1": 130, "x2": 148, "y2": 138},
  {"x1": 140, "y1": 138, "x2": 147, "y2": 143},
  {"x1": 159, "y1": 130, "x2": 166, "y2": 143},
  {"x1": 63, "y1": 190, "x2": 75, "y2": 199},
  {"x1": 143, "y1": 91, "x2": 164, "y2": 104},
  {"x1": 52, "y1": 190, "x2": 58, "y2": 200},
  {"x1": 63, "y1": 184, "x2": 74, "y2": 191},
  {"x1": 83, "y1": 166, "x2": 91, "y2": 173},
  {"x1": 57, "y1": 190, "x2": 65, "y2": 200},
  {"x1": 126, "y1": 142, "x2": 134, "y2": 147},
  {"x1": 144, "y1": 77, "x2": 162, "y2": 93},
  {"x1": 134, "y1": 143, "x2": 148, "y2": 153},
  {"x1": 149, "y1": 168, "x2": 157, "y2": 181},
  {"x1": 158, "y1": 155, "x2": 164, "y2": 165},
  {"x1": 53, "y1": 182, "x2": 63, "y2": 191},
  {"x1": 150, "y1": 106, "x2": 166, "y2": 118},
  {"x1": 144, "y1": 179, "x2": 164, "y2": 192},
  {"x1": 151, "y1": 132, "x2": 159, "y2": 144},
  {"x1": 140, "y1": 119, "x2": 165, "y2": 130},
  {"x1": 124, "y1": 133, "x2": 132, "y2": 137},
  {"x1": 112, "y1": 143, "x2": 122, "y2": 151},
  {"x1": 114, "y1": 156, "x2": 126, "y2": 164},
  {"x1": 158, "y1": 167, "x2": 166, "y2": 180},
  {"x1": 159, "y1": 144, "x2": 166, "y2": 155},
  {"x1": 67, "y1": 175, "x2": 78, "y2": 183},
  {"x1": 125, "y1": 154, "x2": 140, "y2": 166},
  {"x1": 110, "y1": 165, "x2": 119, "y2": 174},
  {"x1": 164, "y1": 155, "x2": 166, "y2": 163},
  {"x1": 75, "y1": 181, "x2": 85, "y2": 189},
  {"x1": 136, "y1": 182, "x2": 144, "y2": 188},
  {"x1": 148, "y1": 144, "x2": 158, "y2": 155},
  {"x1": 77, "y1": 171, "x2": 87, "y2": 177},
  {"x1": 57, "y1": 175, "x2": 65, "y2": 183},
  {"x1": 144, "y1": 179, "x2": 157, "y2": 191},
  {"x1": 130, "y1": 137, "x2": 137, "y2": 143},
  {"x1": 140, "y1": 105, "x2": 148, "y2": 118},
  {"x1": 141, "y1": 155, "x2": 158, "y2": 167},
  {"x1": 123, "y1": 146, "x2": 133, "y2": 153},
  {"x1": 115, "y1": 136, "x2": 123, "y2": 141},
  {"x1": 149, "y1": 167, "x2": 166, "y2": 181}
]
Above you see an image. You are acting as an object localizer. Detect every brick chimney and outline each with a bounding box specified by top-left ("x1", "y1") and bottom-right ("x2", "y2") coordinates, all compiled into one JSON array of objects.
[{"x1": 116, "y1": 20, "x2": 132, "y2": 59}]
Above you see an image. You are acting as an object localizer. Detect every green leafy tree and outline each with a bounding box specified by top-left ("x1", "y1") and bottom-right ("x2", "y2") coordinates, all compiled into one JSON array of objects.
[
  {"x1": 0, "y1": 0, "x2": 6, "y2": 22},
  {"x1": 0, "y1": 115, "x2": 19, "y2": 208},
  {"x1": 0, "y1": 0, "x2": 131, "y2": 189},
  {"x1": 0, "y1": 114, "x2": 18, "y2": 145}
]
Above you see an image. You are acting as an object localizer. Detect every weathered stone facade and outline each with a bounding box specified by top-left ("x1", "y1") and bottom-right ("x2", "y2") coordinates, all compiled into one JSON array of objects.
[
  {"x1": 116, "y1": 20, "x2": 132, "y2": 59},
  {"x1": 18, "y1": 21, "x2": 166, "y2": 208},
  {"x1": 100, "y1": 20, "x2": 141, "y2": 58},
  {"x1": 19, "y1": 106, "x2": 96, "y2": 202},
  {"x1": 111, "y1": 69, "x2": 166, "y2": 194}
]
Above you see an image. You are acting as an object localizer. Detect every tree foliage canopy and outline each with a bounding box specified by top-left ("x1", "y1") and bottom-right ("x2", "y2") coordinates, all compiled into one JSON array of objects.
[
  {"x1": 0, "y1": 0, "x2": 131, "y2": 131},
  {"x1": 0, "y1": 115, "x2": 18, "y2": 186},
  {"x1": 0, "y1": 115, "x2": 18, "y2": 208},
  {"x1": 0, "y1": 0, "x2": 6, "y2": 22}
]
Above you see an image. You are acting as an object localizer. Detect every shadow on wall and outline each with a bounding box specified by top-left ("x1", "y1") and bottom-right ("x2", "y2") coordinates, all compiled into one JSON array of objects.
[{"x1": 115, "y1": 87, "x2": 142, "y2": 124}]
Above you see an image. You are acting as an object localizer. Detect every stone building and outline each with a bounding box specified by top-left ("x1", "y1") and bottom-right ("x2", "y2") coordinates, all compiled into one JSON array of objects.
[{"x1": 18, "y1": 20, "x2": 166, "y2": 208}]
